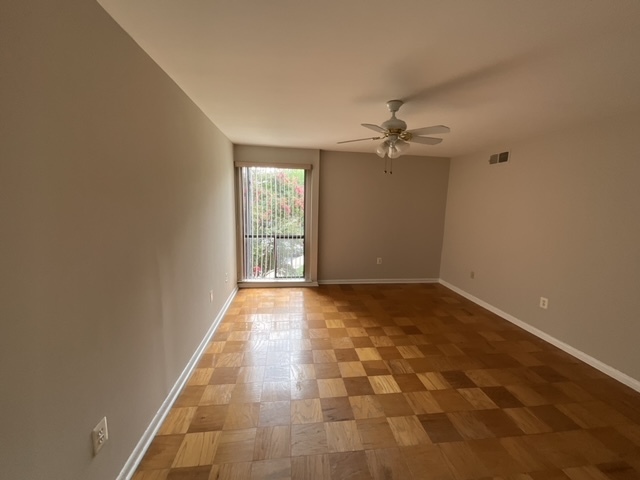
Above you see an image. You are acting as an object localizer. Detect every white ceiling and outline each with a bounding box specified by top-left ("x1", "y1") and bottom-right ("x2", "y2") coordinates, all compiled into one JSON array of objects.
[{"x1": 98, "y1": 0, "x2": 640, "y2": 157}]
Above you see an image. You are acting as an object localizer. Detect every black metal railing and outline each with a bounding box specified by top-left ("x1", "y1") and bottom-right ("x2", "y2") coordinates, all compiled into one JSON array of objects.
[{"x1": 243, "y1": 234, "x2": 305, "y2": 280}]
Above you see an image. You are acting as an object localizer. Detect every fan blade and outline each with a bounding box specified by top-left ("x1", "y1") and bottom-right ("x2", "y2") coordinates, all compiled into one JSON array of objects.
[
  {"x1": 409, "y1": 136, "x2": 443, "y2": 145},
  {"x1": 337, "y1": 136, "x2": 382, "y2": 144},
  {"x1": 362, "y1": 123, "x2": 387, "y2": 134},
  {"x1": 407, "y1": 125, "x2": 450, "y2": 136}
]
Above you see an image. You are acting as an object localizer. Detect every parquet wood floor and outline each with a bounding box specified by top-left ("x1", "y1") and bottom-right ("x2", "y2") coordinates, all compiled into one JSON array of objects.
[{"x1": 132, "y1": 284, "x2": 640, "y2": 480}]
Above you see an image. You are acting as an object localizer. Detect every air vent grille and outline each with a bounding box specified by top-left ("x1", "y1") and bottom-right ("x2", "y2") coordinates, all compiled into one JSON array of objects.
[{"x1": 489, "y1": 151, "x2": 510, "y2": 165}]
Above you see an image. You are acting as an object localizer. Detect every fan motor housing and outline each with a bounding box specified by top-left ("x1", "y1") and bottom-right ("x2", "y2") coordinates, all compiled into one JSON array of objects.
[
  {"x1": 381, "y1": 119, "x2": 407, "y2": 130},
  {"x1": 382, "y1": 100, "x2": 407, "y2": 131}
]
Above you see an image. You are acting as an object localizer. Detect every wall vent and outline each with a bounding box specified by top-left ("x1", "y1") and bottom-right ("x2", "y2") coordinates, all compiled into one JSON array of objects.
[{"x1": 489, "y1": 151, "x2": 510, "y2": 165}]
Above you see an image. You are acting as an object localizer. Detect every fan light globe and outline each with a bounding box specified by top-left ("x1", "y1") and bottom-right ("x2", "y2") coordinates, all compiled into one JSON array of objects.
[
  {"x1": 376, "y1": 138, "x2": 409, "y2": 159},
  {"x1": 395, "y1": 139, "x2": 410, "y2": 154},
  {"x1": 376, "y1": 141, "x2": 389, "y2": 158}
]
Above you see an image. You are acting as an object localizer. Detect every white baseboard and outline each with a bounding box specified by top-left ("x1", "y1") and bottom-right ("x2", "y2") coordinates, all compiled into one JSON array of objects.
[
  {"x1": 318, "y1": 278, "x2": 439, "y2": 285},
  {"x1": 117, "y1": 287, "x2": 238, "y2": 480},
  {"x1": 439, "y1": 279, "x2": 640, "y2": 394},
  {"x1": 239, "y1": 280, "x2": 319, "y2": 288}
]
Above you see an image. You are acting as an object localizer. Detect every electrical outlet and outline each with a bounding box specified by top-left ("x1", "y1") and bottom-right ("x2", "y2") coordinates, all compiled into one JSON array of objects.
[
  {"x1": 209, "y1": 290, "x2": 214, "y2": 303},
  {"x1": 539, "y1": 297, "x2": 549, "y2": 309},
  {"x1": 376, "y1": 257, "x2": 382, "y2": 265},
  {"x1": 225, "y1": 272, "x2": 229, "y2": 284},
  {"x1": 470, "y1": 271, "x2": 475, "y2": 279},
  {"x1": 92, "y1": 417, "x2": 109, "y2": 456}
]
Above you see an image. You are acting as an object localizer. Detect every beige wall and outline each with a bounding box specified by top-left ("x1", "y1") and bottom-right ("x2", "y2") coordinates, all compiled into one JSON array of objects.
[
  {"x1": 0, "y1": 1, "x2": 236, "y2": 479},
  {"x1": 441, "y1": 112, "x2": 640, "y2": 382},
  {"x1": 319, "y1": 151, "x2": 450, "y2": 282}
]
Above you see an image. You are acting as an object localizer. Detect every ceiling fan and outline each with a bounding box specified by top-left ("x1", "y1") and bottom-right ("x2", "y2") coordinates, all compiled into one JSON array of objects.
[{"x1": 338, "y1": 100, "x2": 450, "y2": 164}]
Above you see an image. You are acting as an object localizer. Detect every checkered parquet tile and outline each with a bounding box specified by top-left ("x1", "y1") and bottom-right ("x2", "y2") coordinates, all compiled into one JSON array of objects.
[{"x1": 133, "y1": 284, "x2": 640, "y2": 480}]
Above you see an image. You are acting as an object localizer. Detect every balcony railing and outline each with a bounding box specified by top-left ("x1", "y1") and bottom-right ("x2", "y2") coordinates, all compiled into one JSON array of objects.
[{"x1": 243, "y1": 234, "x2": 305, "y2": 280}]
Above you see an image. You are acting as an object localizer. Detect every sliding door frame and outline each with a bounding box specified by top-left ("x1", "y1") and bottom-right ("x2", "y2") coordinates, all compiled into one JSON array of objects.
[{"x1": 233, "y1": 146, "x2": 319, "y2": 288}]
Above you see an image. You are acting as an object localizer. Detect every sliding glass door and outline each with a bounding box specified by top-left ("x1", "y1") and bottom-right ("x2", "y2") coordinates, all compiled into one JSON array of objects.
[{"x1": 238, "y1": 166, "x2": 307, "y2": 281}]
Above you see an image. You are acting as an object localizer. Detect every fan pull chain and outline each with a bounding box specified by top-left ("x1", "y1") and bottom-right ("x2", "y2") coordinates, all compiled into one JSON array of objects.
[{"x1": 383, "y1": 157, "x2": 394, "y2": 174}]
